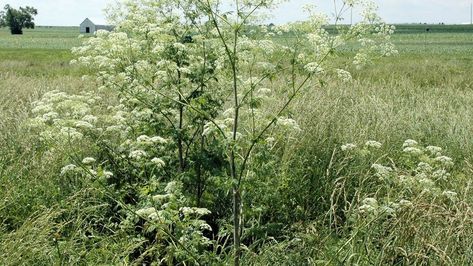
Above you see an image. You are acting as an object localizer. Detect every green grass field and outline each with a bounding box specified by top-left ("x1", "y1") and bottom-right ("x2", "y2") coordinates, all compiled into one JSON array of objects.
[{"x1": 1, "y1": 24, "x2": 473, "y2": 264}]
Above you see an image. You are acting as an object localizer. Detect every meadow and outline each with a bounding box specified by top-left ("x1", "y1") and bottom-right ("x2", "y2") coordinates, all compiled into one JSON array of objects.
[{"x1": 1, "y1": 21, "x2": 473, "y2": 265}]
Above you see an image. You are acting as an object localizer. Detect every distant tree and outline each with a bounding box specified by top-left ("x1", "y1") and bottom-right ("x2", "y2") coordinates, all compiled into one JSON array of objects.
[{"x1": 0, "y1": 4, "x2": 38, "y2": 35}]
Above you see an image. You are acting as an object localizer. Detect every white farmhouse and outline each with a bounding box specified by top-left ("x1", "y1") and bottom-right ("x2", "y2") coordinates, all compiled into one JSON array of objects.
[{"x1": 80, "y1": 18, "x2": 114, "y2": 34}]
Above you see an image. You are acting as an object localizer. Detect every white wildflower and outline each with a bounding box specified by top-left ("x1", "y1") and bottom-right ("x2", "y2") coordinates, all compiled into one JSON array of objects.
[
  {"x1": 42, "y1": 112, "x2": 59, "y2": 122},
  {"x1": 151, "y1": 157, "x2": 165, "y2": 168},
  {"x1": 164, "y1": 181, "x2": 180, "y2": 194},
  {"x1": 435, "y1": 156, "x2": 454, "y2": 167},
  {"x1": 398, "y1": 174, "x2": 409, "y2": 184},
  {"x1": 179, "y1": 207, "x2": 211, "y2": 216},
  {"x1": 82, "y1": 157, "x2": 96, "y2": 164},
  {"x1": 152, "y1": 194, "x2": 169, "y2": 203},
  {"x1": 365, "y1": 140, "x2": 382, "y2": 149},
  {"x1": 277, "y1": 117, "x2": 301, "y2": 131},
  {"x1": 60, "y1": 127, "x2": 83, "y2": 140},
  {"x1": 418, "y1": 176, "x2": 435, "y2": 189},
  {"x1": 416, "y1": 162, "x2": 433, "y2": 173},
  {"x1": 257, "y1": 88, "x2": 272, "y2": 96},
  {"x1": 403, "y1": 147, "x2": 423, "y2": 155},
  {"x1": 432, "y1": 169, "x2": 450, "y2": 181},
  {"x1": 136, "y1": 134, "x2": 157, "y2": 145},
  {"x1": 426, "y1": 146, "x2": 442, "y2": 156},
  {"x1": 353, "y1": 52, "x2": 369, "y2": 69},
  {"x1": 137, "y1": 135, "x2": 151, "y2": 143},
  {"x1": 105, "y1": 125, "x2": 122, "y2": 133},
  {"x1": 388, "y1": 201, "x2": 400, "y2": 211},
  {"x1": 148, "y1": 212, "x2": 159, "y2": 220},
  {"x1": 371, "y1": 164, "x2": 393, "y2": 180},
  {"x1": 180, "y1": 207, "x2": 193, "y2": 216},
  {"x1": 129, "y1": 150, "x2": 148, "y2": 160},
  {"x1": 60, "y1": 164, "x2": 77, "y2": 175},
  {"x1": 82, "y1": 114, "x2": 97, "y2": 124},
  {"x1": 202, "y1": 121, "x2": 225, "y2": 136},
  {"x1": 150, "y1": 136, "x2": 167, "y2": 144},
  {"x1": 88, "y1": 169, "x2": 97, "y2": 176},
  {"x1": 304, "y1": 62, "x2": 324, "y2": 75},
  {"x1": 75, "y1": 121, "x2": 94, "y2": 129},
  {"x1": 341, "y1": 143, "x2": 357, "y2": 151},
  {"x1": 32, "y1": 104, "x2": 53, "y2": 114},
  {"x1": 336, "y1": 69, "x2": 352, "y2": 83},
  {"x1": 195, "y1": 207, "x2": 211, "y2": 215},
  {"x1": 136, "y1": 207, "x2": 157, "y2": 219},
  {"x1": 358, "y1": 197, "x2": 378, "y2": 214},
  {"x1": 403, "y1": 139, "x2": 418, "y2": 148},
  {"x1": 103, "y1": 171, "x2": 113, "y2": 178},
  {"x1": 200, "y1": 223, "x2": 212, "y2": 231}
]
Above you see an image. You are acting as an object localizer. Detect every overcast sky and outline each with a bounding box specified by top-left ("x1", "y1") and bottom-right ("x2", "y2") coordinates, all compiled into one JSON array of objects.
[{"x1": 1, "y1": 0, "x2": 473, "y2": 26}]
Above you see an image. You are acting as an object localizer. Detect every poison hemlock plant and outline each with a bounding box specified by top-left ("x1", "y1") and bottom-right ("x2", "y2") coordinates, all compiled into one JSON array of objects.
[{"x1": 29, "y1": 0, "x2": 396, "y2": 264}]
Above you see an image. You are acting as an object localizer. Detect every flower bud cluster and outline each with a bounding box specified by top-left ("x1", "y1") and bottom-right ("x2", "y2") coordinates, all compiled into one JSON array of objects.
[{"x1": 29, "y1": 90, "x2": 102, "y2": 143}]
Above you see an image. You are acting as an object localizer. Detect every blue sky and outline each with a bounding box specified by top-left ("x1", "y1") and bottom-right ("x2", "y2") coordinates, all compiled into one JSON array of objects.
[{"x1": 1, "y1": 0, "x2": 473, "y2": 26}]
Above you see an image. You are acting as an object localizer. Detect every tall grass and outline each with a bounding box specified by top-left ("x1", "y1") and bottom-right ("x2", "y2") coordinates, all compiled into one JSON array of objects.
[{"x1": 1, "y1": 26, "x2": 473, "y2": 264}]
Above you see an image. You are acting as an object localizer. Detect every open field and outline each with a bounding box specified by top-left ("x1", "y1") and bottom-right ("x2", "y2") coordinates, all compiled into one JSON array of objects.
[{"x1": 1, "y1": 24, "x2": 473, "y2": 264}]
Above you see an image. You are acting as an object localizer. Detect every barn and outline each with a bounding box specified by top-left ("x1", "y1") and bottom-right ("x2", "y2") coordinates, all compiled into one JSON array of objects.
[{"x1": 80, "y1": 18, "x2": 114, "y2": 34}]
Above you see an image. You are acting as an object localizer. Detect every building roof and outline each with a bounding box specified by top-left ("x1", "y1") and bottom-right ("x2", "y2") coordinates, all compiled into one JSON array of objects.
[
  {"x1": 80, "y1": 18, "x2": 94, "y2": 25},
  {"x1": 80, "y1": 18, "x2": 114, "y2": 30}
]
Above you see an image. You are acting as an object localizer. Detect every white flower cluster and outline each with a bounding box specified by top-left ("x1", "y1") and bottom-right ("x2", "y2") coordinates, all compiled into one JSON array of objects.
[
  {"x1": 401, "y1": 140, "x2": 454, "y2": 167},
  {"x1": 136, "y1": 207, "x2": 158, "y2": 220},
  {"x1": 61, "y1": 156, "x2": 113, "y2": 180},
  {"x1": 82, "y1": 157, "x2": 96, "y2": 164},
  {"x1": 434, "y1": 156, "x2": 454, "y2": 167},
  {"x1": 426, "y1": 145, "x2": 442, "y2": 156},
  {"x1": 341, "y1": 143, "x2": 357, "y2": 151},
  {"x1": 113, "y1": 132, "x2": 169, "y2": 170},
  {"x1": 179, "y1": 207, "x2": 211, "y2": 217},
  {"x1": 60, "y1": 164, "x2": 77, "y2": 176},
  {"x1": 151, "y1": 157, "x2": 165, "y2": 168},
  {"x1": 346, "y1": 139, "x2": 458, "y2": 224},
  {"x1": 403, "y1": 147, "x2": 423, "y2": 155},
  {"x1": 277, "y1": 117, "x2": 301, "y2": 132},
  {"x1": 365, "y1": 140, "x2": 382, "y2": 149},
  {"x1": 29, "y1": 90, "x2": 103, "y2": 143},
  {"x1": 371, "y1": 163, "x2": 393, "y2": 180},
  {"x1": 304, "y1": 62, "x2": 325, "y2": 75},
  {"x1": 416, "y1": 162, "x2": 433, "y2": 174},
  {"x1": 336, "y1": 69, "x2": 353, "y2": 83},
  {"x1": 402, "y1": 139, "x2": 418, "y2": 148},
  {"x1": 152, "y1": 194, "x2": 169, "y2": 203},
  {"x1": 136, "y1": 135, "x2": 168, "y2": 146},
  {"x1": 357, "y1": 197, "x2": 414, "y2": 218},
  {"x1": 129, "y1": 150, "x2": 148, "y2": 160},
  {"x1": 358, "y1": 197, "x2": 378, "y2": 214},
  {"x1": 341, "y1": 140, "x2": 381, "y2": 153},
  {"x1": 397, "y1": 141, "x2": 455, "y2": 195},
  {"x1": 432, "y1": 169, "x2": 450, "y2": 181},
  {"x1": 132, "y1": 179, "x2": 212, "y2": 249},
  {"x1": 402, "y1": 139, "x2": 423, "y2": 155},
  {"x1": 353, "y1": 52, "x2": 370, "y2": 69}
]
